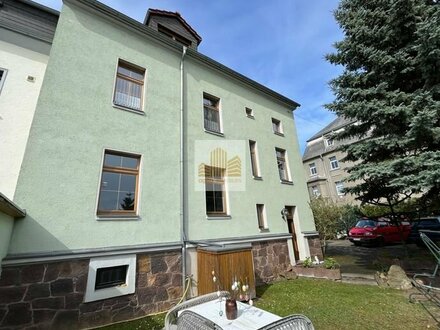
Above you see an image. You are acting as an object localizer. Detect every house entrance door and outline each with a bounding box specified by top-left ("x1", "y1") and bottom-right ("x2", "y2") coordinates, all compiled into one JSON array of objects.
[{"x1": 285, "y1": 206, "x2": 300, "y2": 261}]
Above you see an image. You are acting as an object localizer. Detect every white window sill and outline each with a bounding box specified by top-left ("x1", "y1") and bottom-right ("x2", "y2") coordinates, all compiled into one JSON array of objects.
[
  {"x1": 206, "y1": 215, "x2": 231, "y2": 220},
  {"x1": 330, "y1": 167, "x2": 340, "y2": 171},
  {"x1": 259, "y1": 228, "x2": 270, "y2": 233},
  {"x1": 96, "y1": 216, "x2": 141, "y2": 221},
  {"x1": 112, "y1": 104, "x2": 145, "y2": 116},
  {"x1": 246, "y1": 115, "x2": 255, "y2": 119},
  {"x1": 204, "y1": 129, "x2": 224, "y2": 137},
  {"x1": 280, "y1": 180, "x2": 294, "y2": 185},
  {"x1": 253, "y1": 176, "x2": 263, "y2": 181},
  {"x1": 273, "y1": 131, "x2": 285, "y2": 137}
]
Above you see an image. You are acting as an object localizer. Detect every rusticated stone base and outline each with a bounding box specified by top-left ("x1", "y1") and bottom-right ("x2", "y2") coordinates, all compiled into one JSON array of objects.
[
  {"x1": 0, "y1": 251, "x2": 182, "y2": 329},
  {"x1": 306, "y1": 236, "x2": 323, "y2": 261},
  {"x1": 252, "y1": 240, "x2": 291, "y2": 285}
]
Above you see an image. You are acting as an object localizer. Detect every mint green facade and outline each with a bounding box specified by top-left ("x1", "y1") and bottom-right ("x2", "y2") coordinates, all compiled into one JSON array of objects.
[
  {"x1": 185, "y1": 58, "x2": 316, "y2": 241},
  {"x1": 10, "y1": 3, "x2": 182, "y2": 253},
  {"x1": 0, "y1": 213, "x2": 14, "y2": 270},
  {"x1": 9, "y1": 1, "x2": 316, "y2": 259}
]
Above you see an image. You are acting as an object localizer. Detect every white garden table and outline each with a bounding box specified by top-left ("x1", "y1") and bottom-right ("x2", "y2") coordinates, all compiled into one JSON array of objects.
[{"x1": 181, "y1": 297, "x2": 281, "y2": 330}]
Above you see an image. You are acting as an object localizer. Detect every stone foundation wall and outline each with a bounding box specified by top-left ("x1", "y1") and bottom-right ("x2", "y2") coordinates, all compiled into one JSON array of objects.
[
  {"x1": 0, "y1": 251, "x2": 182, "y2": 329},
  {"x1": 252, "y1": 240, "x2": 291, "y2": 285},
  {"x1": 306, "y1": 236, "x2": 324, "y2": 260}
]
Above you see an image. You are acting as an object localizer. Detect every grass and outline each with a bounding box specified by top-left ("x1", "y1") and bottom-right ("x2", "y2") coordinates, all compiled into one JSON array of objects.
[
  {"x1": 98, "y1": 278, "x2": 436, "y2": 329},
  {"x1": 255, "y1": 279, "x2": 436, "y2": 330}
]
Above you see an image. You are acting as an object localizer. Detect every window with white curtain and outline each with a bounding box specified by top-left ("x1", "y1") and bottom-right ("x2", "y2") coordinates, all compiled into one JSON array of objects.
[{"x1": 113, "y1": 60, "x2": 145, "y2": 111}]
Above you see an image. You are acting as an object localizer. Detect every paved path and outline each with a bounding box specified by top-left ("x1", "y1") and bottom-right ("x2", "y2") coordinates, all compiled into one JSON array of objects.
[{"x1": 326, "y1": 239, "x2": 435, "y2": 276}]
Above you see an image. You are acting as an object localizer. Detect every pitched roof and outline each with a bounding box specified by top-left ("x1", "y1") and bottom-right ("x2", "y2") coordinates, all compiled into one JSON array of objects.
[
  {"x1": 144, "y1": 8, "x2": 202, "y2": 44},
  {"x1": 307, "y1": 116, "x2": 354, "y2": 142}
]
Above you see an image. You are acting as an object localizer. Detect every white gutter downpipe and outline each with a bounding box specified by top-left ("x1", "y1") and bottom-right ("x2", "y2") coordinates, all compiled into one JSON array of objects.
[{"x1": 180, "y1": 46, "x2": 187, "y2": 298}]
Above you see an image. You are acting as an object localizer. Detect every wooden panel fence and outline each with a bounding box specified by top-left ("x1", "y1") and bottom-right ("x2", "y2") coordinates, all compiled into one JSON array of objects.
[{"x1": 197, "y1": 246, "x2": 256, "y2": 299}]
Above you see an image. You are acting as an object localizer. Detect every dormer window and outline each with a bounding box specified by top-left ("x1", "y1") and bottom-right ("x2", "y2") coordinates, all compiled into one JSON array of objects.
[
  {"x1": 145, "y1": 9, "x2": 202, "y2": 50},
  {"x1": 157, "y1": 24, "x2": 191, "y2": 47},
  {"x1": 325, "y1": 138, "x2": 334, "y2": 147}
]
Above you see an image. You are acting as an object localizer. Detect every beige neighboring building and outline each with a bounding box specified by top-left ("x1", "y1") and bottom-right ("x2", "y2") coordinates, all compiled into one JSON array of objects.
[{"x1": 302, "y1": 116, "x2": 358, "y2": 204}]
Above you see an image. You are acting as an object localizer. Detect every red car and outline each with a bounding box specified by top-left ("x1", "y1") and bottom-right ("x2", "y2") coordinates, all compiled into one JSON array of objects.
[{"x1": 348, "y1": 219, "x2": 411, "y2": 246}]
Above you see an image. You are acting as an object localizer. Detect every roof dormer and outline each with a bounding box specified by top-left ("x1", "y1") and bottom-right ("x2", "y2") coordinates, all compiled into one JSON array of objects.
[{"x1": 144, "y1": 9, "x2": 202, "y2": 50}]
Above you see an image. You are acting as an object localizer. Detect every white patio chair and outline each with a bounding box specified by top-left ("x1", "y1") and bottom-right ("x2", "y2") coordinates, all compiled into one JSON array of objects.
[
  {"x1": 258, "y1": 314, "x2": 315, "y2": 330},
  {"x1": 164, "y1": 291, "x2": 230, "y2": 330},
  {"x1": 409, "y1": 231, "x2": 440, "y2": 306},
  {"x1": 177, "y1": 310, "x2": 223, "y2": 330}
]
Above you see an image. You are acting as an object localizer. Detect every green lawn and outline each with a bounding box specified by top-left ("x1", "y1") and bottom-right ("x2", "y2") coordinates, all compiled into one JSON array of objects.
[
  {"x1": 99, "y1": 278, "x2": 435, "y2": 329},
  {"x1": 255, "y1": 279, "x2": 435, "y2": 330}
]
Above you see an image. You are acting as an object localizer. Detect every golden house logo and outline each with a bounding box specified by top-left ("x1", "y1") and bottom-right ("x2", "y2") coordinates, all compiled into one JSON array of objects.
[
  {"x1": 195, "y1": 140, "x2": 246, "y2": 191},
  {"x1": 198, "y1": 148, "x2": 241, "y2": 178}
]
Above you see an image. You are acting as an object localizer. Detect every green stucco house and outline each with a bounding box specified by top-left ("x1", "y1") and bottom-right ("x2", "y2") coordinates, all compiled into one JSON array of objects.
[{"x1": 0, "y1": 0, "x2": 321, "y2": 328}]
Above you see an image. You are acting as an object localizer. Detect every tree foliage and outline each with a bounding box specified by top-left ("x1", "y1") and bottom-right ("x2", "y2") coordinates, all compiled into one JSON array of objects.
[
  {"x1": 326, "y1": 0, "x2": 440, "y2": 209},
  {"x1": 309, "y1": 198, "x2": 359, "y2": 252}
]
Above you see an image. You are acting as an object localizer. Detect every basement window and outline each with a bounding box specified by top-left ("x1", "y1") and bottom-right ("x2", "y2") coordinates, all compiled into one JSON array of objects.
[
  {"x1": 95, "y1": 265, "x2": 128, "y2": 290},
  {"x1": 85, "y1": 254, "x2": 136, "y2": 302}
]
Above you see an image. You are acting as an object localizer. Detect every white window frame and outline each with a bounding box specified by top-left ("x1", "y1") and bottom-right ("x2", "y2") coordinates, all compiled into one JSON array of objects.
[
  {"x1": 245, "y1": 107, "x2": 254, "y2": 118},
  {"x1": 203, "y1": 92, "x2": 223, "y2": 135},
  {"x1": 335, "y1": 181, "x2": 345, "y2": 196},
  {"x1": 326, "y1": 138, "x2": 334, "y2": 147},
  {"x1": 275, "y1": 148, "x2": 292, "y2": 183},
  {"x1": 311, "y1": 185, "x2": 320, "y2": 197},
  {"x1": 309, "y1": 163, "x2": 317, "y2": 176},
  {"x1": 249, "y1": 140, "x2": 261, "y2": 178},
  {"x1": 0, "y1": 68, "x2": 8, "y2": 95},
  {"x1": 256, "y1": 204, "x2": 268, "y2": 230},
  {"x1": 85, "y1": 254, "x2": 136, "y2": 302},
  {"x1": 272, "y1": 118, "x2": 284, "y2": 135},
  {"x1": 329, "y1": 156, "x2": 339, "y2": 170}
]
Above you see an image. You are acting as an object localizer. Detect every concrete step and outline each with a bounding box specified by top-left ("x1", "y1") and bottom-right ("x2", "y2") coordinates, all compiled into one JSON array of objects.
[{"x1": 341, "y1": 273, "x2": 378, "y2": 286}]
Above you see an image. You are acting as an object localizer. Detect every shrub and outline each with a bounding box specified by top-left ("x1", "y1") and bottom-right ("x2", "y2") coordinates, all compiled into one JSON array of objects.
[
  {"x1": 323, "y1": 257, "x2": 339, "y2": 269},
  {"x1": 303, "y1": 257, "x2": 313, "y2": 268}
]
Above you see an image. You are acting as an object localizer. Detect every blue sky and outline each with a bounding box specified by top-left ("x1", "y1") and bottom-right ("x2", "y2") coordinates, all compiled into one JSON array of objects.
[{"x1": 35, "y1": 0, "x2": 343, "y2": 153}]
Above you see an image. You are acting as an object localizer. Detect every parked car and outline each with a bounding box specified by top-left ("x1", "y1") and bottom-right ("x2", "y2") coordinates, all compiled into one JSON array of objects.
[
  {"x1": 348, "y1": 219, "x2": 411, "y2": 246},
  {"x1": 407, "y1": 216, "x2": 440, "y2": 246}
]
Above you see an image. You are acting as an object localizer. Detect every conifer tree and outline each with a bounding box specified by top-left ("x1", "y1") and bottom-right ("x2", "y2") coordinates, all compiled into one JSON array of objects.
[{"x1": 326, "y1": 0, "x2": 440, "y2": 211}]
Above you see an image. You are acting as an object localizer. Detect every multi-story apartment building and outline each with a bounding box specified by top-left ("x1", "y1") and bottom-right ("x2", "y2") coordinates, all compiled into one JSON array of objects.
[
  {"x1": 302, "y1": 116, "x2": 357, "y2": 203},
  {"x1": 0, "y1": 1, "x2": 321, "y2": 328}
]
